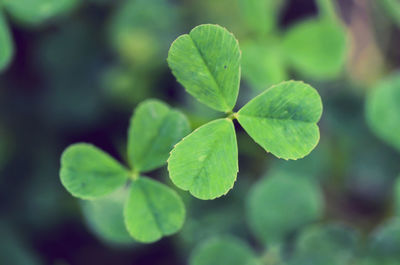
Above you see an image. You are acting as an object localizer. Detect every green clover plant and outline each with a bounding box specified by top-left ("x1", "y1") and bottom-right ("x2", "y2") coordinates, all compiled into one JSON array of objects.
[
  {"x1": 59, "y1": 99, "x2": 190, "y2": 243},
  {"x1": 167, "y1": 24, "x2": 323, "y2": 200}
]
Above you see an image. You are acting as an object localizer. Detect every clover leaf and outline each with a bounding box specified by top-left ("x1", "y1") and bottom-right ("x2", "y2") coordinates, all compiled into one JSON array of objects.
[
  {"x1": 60, "y1": 143, "x2": 130, "y2": 200},
  {"x1": 167, "y1": 24, "x2": 323, "y2": 199},
  {"x1": 124, "y1": 177, "x2": 185, "y2": 243},
  {"x1": 167, "y1": 24, "x2": 241, "y2": 112},
  {"x1": 128, "y1": 99, "x2": 190, "y2": 172},
  {"x1": 237, "y1": 81, "x2": 322, "y2": 160},
  {"x1": 168, "y1": 119, "x2": 238, "y2": 200},
  {"x1": 59, "y1": 99, "x2": 189, "y2": 243}
]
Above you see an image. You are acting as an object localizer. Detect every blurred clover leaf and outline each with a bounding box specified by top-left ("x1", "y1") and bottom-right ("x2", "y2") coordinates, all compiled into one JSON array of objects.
[
  {"x1": 239, "y1": 0, "x2": 348, "y2": 90},
  {"x1": 366, "y1": 73, "x2": 400, "y2": 152},
  {"x1": 364, "y1": 218, "x2": 400, "y2": 264},
  {"x1": 167, "y1": 24, "x2": 323, "y2": 200},
  {"x1": 0, "y1": 10, "x2": 13, "y2": 72},
  {"x1": 380, "y1": 0, "x2": 400, "y2": 27},
  {"x1": 60, "y1": 99, "x2": 190, "y2": 243},
  {"x1": 81, "y1": 187, "x2": 134, "y2": 245},
  {"x1": 189, "y1": 236, "x2": 259, "y2": 265},
  {"x1": 0, "y1": 0, "x2": 78, "y2": 72},
  {"x1": 3, "y1": 0, "x2": 78, "y2": 26},
  {"x1": 246, "y1": 172, "x2": 324, "y2": 244},
  {"x1": 108, "y1": 0, "x2": 180, "y2": 70},
  {"x1": 289, "y1": 224, "x2": 359, "y2": 265}
]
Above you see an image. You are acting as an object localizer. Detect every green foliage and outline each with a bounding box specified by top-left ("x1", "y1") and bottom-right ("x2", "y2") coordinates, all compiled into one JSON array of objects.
[
  {"x1": 0, "y1": 10, "x2": 13, "y2": 72},
  {"x1": 59, "y1": 99, "x2": 189, "y2": 243},
  {"x1": 290, "y1": 224, "x2": 359, "y2": 265},
  {"x1": 168, "y1": 119, "x2": 238, "y2": 200},
  {"x1": 168, "y1": 24, "x2": 323, "y2": 199},
  {"x1": 238, "y1": 0, "x2": 285, "y2": 36},
  {"x1": 60, "y1": 143, "x2": 130, "y2": 200},
  {"x1": 189, "y1": 236, "x2": 259, "y2": 265},
  {"x1": 109, "y1": 0, "x2": 180, "y2": 68},
  {"x1": 238, "y1": 0, "x2": 348, "y2": 89},
  {"x1": 282, "y1": 18, "x2": 347, "y2": 79},
  {"x1": 167, "y1": 24, "x2": 241, "y2": 112},
  {"x1": 0, "y1": 223, "x2": 43, "y2": 265},
  {"x1": 365, "y1": 218, "x2": 400, "y2": 264},
  {"x1": 246, "y1": 172, "x2": 323, "y2": 244},
  {"x1": 380, "y1": 0, "x2": 400, "y2": 27},
  {"x1": 237, "y1": 81, "x2": 322, "y2": 160},
  {"x1": 81, "y1": 187, "x2": 134, "y2": 245},
  {"x1": 241, "y1": 39, "x2": 287, "y2": 90},
  {"x1": 128, "y1": 100, "x2": 190, "y2": 172},
  {"x1": 124, "y1": 177, "x2": 185, "y2": 243},
  {"x1": 366, "y1": 73, "x2": 400, "y2": 152},
  {"x1": 3, "y1": 0, "x2": 78, "y2": 26},
  {"x1": 395, "y1": 176, "x2": 400, "y2": 215}
]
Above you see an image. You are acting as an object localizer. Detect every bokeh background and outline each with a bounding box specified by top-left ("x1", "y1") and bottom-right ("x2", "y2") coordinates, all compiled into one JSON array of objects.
[{"x1": 1, "y1": 0, "x2": 400, "y2": 264}]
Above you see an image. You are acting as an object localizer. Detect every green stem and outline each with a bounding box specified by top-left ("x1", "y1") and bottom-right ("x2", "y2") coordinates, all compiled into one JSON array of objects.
[
  {"x1": 259, "y1": 244, "x2": 283, "y2": 265},
  {"x1": 227, "y1": 112, "x2": 238, "y2": 120},
  {"x1": 130, "y1": 170, "x2": 139, "y2": 180}
]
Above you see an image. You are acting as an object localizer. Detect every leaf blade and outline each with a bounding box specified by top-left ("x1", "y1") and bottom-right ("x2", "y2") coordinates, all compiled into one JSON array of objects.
[
  {"x1": 167, "y1": 24, "x2": 241, "y2": 112},
  {"x1": 237, "y1": 81, "x2": 322, "y2": 160},
  {"x1": 168, "y1": 119, "x2": 238, "y2": 200},
  {"x1": 60, "y1": 143, "x2": 129, "y2": 200},
  {"x1": 124, "y1": 177, "x2": 185, "y2": 243}
]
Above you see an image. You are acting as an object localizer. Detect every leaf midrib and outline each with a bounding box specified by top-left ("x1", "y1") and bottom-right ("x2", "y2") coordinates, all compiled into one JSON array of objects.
[
  {"x1": 188, "y1": 34, "x2": 230, "y2": 111},
  {"x1": 188, "y1": 123, "x2": 229, "y2": 195},
  {"x1": 238, "y1": 113, "x2": 317, "y2": 124},
  {"x1": 138, "y1": 180, "x2": 164, "y2": 237}
]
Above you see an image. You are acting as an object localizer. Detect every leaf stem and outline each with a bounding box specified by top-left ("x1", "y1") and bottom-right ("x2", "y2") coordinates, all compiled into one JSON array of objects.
[
  {"x1": 227, "y1": 112, "x2": 238, "y2": 120},
  {"x1": 130, "y1": 170, "x2": 139, "y2": 180}
]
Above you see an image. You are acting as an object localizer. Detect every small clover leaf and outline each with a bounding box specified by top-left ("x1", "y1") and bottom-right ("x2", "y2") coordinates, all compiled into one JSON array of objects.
[
  {"x1": 59, "y1": 99, "x2": 189, "y2": 243},
  {"x1": 60, "y1": 143, "x2": 130, "y2": 200},
  {"x1": 0, "y1": 10, "x2": 13, "y2": 72},
  {"x1": 168, "y1": 119, "x2": 238, "y2": 200},
  {"x1": 167, "y1": 24, "x2": 241, "y2": 112},
  {"x1": 128, "y1": 99, "x2": 190, "y2": 172},
  {"x1": 246, "y1": 172, "x2": 323, "y2": 244},
  {"x1": 124, "y1": 177, "x2": 185, "y2": 243},
  {"x1": 190, "y1": 236, "x2": 259, "y2": 265},
  {"x1": 366, "y1": 73, "x2": 400, "y2": 152},
  {"x1": 237, "y1": 81, "x2": 322, "y2": 160}
]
